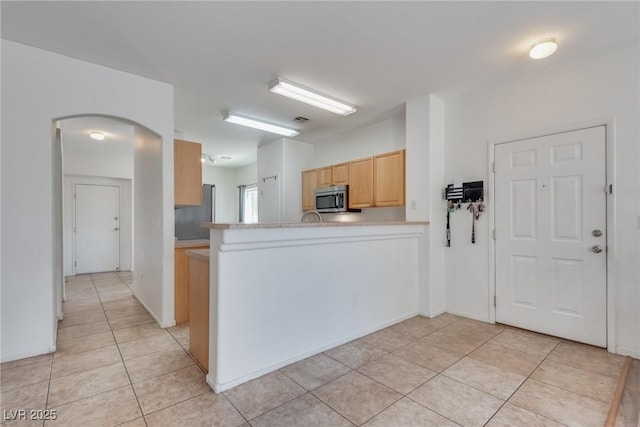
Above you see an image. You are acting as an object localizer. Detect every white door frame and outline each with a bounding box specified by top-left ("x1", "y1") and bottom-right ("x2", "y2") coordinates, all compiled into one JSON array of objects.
[
  {"x1": 66, "y1": 175, "x2": 133, "y2": 276},
  {"x1": 488, "y1": 118, "x2": 616, "y2": 352}
]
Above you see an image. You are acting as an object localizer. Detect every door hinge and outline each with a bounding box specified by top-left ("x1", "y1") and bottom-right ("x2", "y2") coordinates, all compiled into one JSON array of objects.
[
  {"x1": 493, "y1": 295, "x2": 496, "y2": 307},
  {"x1": 492, "y1": 162, "x2": 496, "y2": 173},
  {"x1": 73, "y1": 193, "x2": 76, "y2": 199},
  {"x1": 74, "y1": 261, "x2": 77, "y2": 267},
  {"x1": 492, "y1": 229, "x2": 496, "y2": 240},
  {"x1": 606, "y1": 184, "x2": 613, "y2": 194}
]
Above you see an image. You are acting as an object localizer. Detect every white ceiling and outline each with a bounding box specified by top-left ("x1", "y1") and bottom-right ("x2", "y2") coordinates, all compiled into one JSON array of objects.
[
  {"x1": 59, "y1": 116, "x2": 134, "y2": 159},
  {"x1": 3, "y1": 1, "x2": 638, "y2": 167}
]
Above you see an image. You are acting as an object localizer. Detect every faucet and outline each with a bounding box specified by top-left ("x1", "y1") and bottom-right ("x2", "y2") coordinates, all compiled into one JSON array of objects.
[{"x1": 301, "y1": 210, "x2": 322, "y2": 223}]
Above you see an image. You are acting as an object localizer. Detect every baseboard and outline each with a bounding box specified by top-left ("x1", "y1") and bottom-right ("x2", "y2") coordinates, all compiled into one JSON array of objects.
[
  {"x1": 419, "y1": 309, "x2": 446, "y2": 318},
  {"x1": 207, "y1": 311, "x2": 418, "y2": 393},
  {"x1": 444, "y1": 308, "x2": 491, "y2": 323},
  {"x1": 1, "y1": 345, "x2": 56, "y2": 364},
  {"x1": 132, "y1": 294, "x2": 173, "y2": 328},
  {"x1": 616, "y1": 347, "x2": 640, "y2": 359}
]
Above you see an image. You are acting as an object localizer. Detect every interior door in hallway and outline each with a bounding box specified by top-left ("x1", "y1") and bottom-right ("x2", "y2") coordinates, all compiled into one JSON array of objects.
[
  {"x1": 74, "y1": 184, "x2": 120, "y2": 274},
  {"x1": 494, "y1": 126, "x2": 607, "y2": 346}
]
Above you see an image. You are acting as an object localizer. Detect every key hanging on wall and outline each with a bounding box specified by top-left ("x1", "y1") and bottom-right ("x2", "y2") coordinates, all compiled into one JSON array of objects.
[
  {"x1": 467, "y1": 202, "x2": 475, "y2": 244},
  {"x1": 446, "y1": 200, "x2": 454, "y2": 247}
]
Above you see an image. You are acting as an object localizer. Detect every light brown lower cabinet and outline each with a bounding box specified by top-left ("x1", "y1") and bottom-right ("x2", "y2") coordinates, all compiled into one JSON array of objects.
[
  {"x1": 175, "y1": 245, "x2": 209, "y2": 324},
  {"x1": 188, "y1": 251, "x2": 209, "y2": 372}
]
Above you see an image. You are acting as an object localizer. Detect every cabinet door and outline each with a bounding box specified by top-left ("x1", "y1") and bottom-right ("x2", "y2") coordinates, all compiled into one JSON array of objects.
[
  {"x1": 174, "y1": 245, "x2": 209, "y2": 325},
  {"x1": 189, "y1": 256, "x2": 210, "y2": 372},
  {"x1": 332, "y1": 163, "x2": 349, "y2": 185},
  {"x1": 374, "y1": 150, "x2": 405, "y2": 207},
  {"x1": 174, "y1": 139, "x2": 203, "y2": 206},
  {"x1": 348, "y1": 157, "x2": 373, "y2": 208},
  {"x1": 174, "y1": 247, "x2": 190, "y2": 324},
  {"x1": 301, "y1": 169, "x2": 317, "y2": 211},
  {"x1": 317, "y1": 166, "x2": 333, "y2": 187}
]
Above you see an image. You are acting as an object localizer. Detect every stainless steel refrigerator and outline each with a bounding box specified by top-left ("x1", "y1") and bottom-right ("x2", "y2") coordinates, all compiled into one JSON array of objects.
[{"x1": 174, "y1": 184, "x2": 215, "y2": 240}]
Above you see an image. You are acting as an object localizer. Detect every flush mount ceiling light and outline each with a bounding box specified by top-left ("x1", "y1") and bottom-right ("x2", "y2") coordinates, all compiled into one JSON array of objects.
[
  {"x1": 89, "y1": 131, "x2": 105, "y2": 141},
  {"x1": 268, "y1": 77, "x2": 356, "y2": 116},
  {"x1": 529, "y1": 37, "x2": 558, "y2": 59},
  {"x1": 223, "y1": 113, "x2": 299, "y2": 137}
]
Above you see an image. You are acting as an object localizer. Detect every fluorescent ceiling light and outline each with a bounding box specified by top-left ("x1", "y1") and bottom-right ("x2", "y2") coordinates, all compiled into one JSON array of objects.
[
  {"x1": 223, "y1": 113, "x2": 299, "y2": 137},
  {"x1": 268, "y1": 77, "x2": 356, "y2": 116},
  {"x1": 89, "y1": 131, "x2": 105, "y2": 141},
  {"x1": 529, "y1": 38, "x2": 557, "y2": 59}
]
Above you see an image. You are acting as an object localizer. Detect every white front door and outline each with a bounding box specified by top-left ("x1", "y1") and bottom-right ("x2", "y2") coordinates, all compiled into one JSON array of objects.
[
  {"x1": 74, "y1": 184, "x2": 120, "y2": 274},
  {"x1": 494, "y1": 126, "x2": 607, "y2": 346}
]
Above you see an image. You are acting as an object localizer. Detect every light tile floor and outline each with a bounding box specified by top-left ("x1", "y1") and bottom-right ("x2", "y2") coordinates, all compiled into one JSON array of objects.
[{"x1": 0, "y1": 272, "x2": 633, "y2": 426}]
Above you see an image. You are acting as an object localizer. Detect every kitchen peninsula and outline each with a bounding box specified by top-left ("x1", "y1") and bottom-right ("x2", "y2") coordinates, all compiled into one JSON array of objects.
[{"x1": 200, "y1": 221, "x2": 429, "y2": 393}]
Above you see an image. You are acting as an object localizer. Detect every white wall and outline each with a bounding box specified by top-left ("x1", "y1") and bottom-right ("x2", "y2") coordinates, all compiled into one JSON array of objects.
[
  {"x1": 444, "y1": 42, "x2": 640, "y2": 357},
  {"x1": 257, "y1": 139, "x2": 314, "y2": 223},
  {"x1": 63, "y1": 175, "x2": 133, "y2": 276},
  {"x1": 236, "y1": 163, "x2": 257, "y2": 187},
  {"x1": 208, "y1": 224, "x2": 425, "y2": 391},
  {"x1": 133, "y1": 127, "x2": 169, "y2": 326},
  {"x1": 1, "y1": 40, "x2": 174, "y2": 361},
  {"x1": 203, "y1": 165, "x2": 237, "y2": 223},
  {"x1": 63, "y1": 151, "x2": 133, "y2": 179},
  {"x1": 282, "y1": 140, "x2": 314, "y2": 222},
  {"x1": 406, "y1": 95, "x2": 446, "y2": 316},
  {"x1": 312, "y1": 115, "x2": 406, "y2": 167}
]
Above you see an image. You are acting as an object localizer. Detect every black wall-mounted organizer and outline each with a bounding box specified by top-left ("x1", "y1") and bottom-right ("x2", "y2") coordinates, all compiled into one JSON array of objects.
[
  {"x1": 443, "y1": 181, "x2": 485, "y2": 247},
  {"x1": 444, "y1": 181, "x2": 484, "y2": 202}
]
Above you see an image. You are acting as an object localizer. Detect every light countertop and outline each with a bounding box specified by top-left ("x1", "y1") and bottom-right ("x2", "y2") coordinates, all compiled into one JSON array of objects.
[
  {"x1": 200, "y1": 221, "x2": 429, "y2": 230},
  {"x1": 175, "y1": 239, "x2": 210, "y2": 248}
]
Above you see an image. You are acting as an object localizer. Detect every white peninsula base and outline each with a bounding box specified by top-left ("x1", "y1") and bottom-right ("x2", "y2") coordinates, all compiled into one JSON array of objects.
[{"x1": 202, "y1": 221, "x2": 428, "y2": 393}]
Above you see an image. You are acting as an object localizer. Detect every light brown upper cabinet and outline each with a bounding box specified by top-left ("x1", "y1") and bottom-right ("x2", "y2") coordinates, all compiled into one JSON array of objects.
[
  {"x1": 316, "y1": 166, "x2": 333, "y2": 187},
  {"x1": 348, "y1": 157, "x2": 374, "y2": 208},
  {"x1": 301, "y1": 169, "x2": 317, "y2": 211},
  {"x1": 174, "y1": 139, "x2": 202, "y2": 206},
  {"x1": 374, "y1": 150, "x2": 405, "y2": 207},
  {"x1": 332, "y1": 162, "x2": 349, "y2": 185}
]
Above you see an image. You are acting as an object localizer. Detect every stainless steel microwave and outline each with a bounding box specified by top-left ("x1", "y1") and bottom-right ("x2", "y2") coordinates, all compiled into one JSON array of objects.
[{"x1": 314, "y1": 185, "x2": 360, "y2": 213}]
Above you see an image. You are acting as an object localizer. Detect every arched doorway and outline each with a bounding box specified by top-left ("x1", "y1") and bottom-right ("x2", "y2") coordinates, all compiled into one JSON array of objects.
[{"x1": 53, "y1": 114, "x2": 168, "y2": 328}]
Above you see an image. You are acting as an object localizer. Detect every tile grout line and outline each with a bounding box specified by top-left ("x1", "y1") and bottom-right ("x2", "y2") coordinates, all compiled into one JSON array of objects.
[
  {"x1": 313, "y1": 317, "x2": 466, "y2": 426},
  {"x1": 480, "y1": 338, "x2": 565, "y2": 426},
  {"x1": 41, "y1": 346, "x2": 55, "y2": 427},
  {"x1": 45, "y1": 274, "x2": 102, "y2": 413},
  {"x1": 93, "y1": 273, "x2": 149, "y2": 426},
  {"x1": 395, "y1": 325, "x2": 505, "y2": 426},
  {"x1": 219, "y1": 391, "x2": 251, "y2": 425}
]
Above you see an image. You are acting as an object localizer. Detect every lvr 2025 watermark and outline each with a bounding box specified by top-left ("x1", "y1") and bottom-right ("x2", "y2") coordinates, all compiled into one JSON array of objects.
[{"x1": 3, "y1": 409, "x2": 57, "y2": 421}]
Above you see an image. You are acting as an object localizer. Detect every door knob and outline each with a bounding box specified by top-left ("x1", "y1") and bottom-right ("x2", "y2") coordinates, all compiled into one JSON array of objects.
[
  {"x1": 591, "y1": 245, "x2": 603, "y2": 253},
  {"x1": 114, "y1": 227, "x2": 120, "y2": 231},
  {"x1": 592, "y1": 229, "x2": 603, "y2": 237}
]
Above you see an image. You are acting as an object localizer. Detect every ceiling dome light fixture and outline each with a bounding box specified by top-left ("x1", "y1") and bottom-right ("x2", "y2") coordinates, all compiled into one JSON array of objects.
[
  {"x1": 529, "y1": 37, "x2": 558, "y2": 59},
  {"x1": 89, "y1": 131, "x2": 105, "y2": 141}
]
